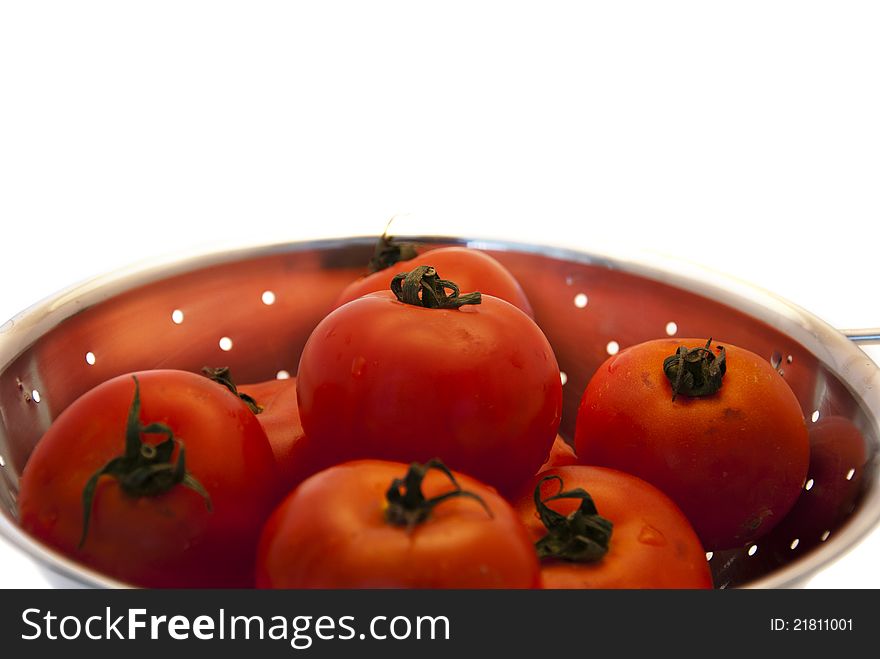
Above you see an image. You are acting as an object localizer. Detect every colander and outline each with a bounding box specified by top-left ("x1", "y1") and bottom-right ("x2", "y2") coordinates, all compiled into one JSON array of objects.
[{"x1": 1, "y1": 236, "x2": 877, "y2": 589}]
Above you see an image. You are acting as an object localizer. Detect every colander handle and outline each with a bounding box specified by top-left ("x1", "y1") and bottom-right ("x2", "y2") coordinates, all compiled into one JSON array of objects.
[{"x1": 842, "y1": 328, "x2": 880, "y2": 344}]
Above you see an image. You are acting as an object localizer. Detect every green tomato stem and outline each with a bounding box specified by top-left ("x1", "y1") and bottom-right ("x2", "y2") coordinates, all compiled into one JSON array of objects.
[
  {"x1": 384, "y1": 459, "x2": 492, "y2": 529},
  {"x1": 201, "y1": 366, "x2": 263, "y2": 414},
  {"x1": 533, "y1": 474, "x2": 613, "y2": 563},
  {"x1": 78, "y1": 376, "x2": 211, "y2": 550}
]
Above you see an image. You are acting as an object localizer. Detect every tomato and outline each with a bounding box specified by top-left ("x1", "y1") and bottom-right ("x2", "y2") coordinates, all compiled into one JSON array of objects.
[
  {"x1": 333, "y1": 246, "x2": 534, "y2": 317},
  {"x1": 236, "y1": 377, "x2": 311, "y2": 493},
  {"x1": 202, "y1": 367, "x2": 322, "y2": 496},
  {"x1": 574, "y1": 338, "x2": 810, "y2": 551},
  {"x1": 764, "y1": 415, "x2": 868, "y2": 549},
  {"x1": 515, "y1": 466, "x2": 713, "y2": 589},
  {"x1": 256, "y1": 459, "x2": 541, "y2": 588},
  {"x1": 296, "y1": 265, "x2": 563, "y2": 497},
  {"x1": 539, "y1": 434, "x2": 578, "y2": 473},
  {"x1": 18, "y1": 370, "x2": 280, "y2": 588}
]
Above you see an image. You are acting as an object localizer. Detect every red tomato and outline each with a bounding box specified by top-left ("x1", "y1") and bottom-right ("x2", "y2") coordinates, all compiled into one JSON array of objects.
[
  {"x1": 202, "y1": 368, "x2": 321, "y2": 496},
  {"x1": 333, "y1": 246, "x2": 534, "y2": 317},
  {"x1": 237, "y1": 377, "x2": 311, "y2": 493},
  {"x1": 539, "y1": 434, "x2": 578, "y2": 472},
  {"x1": 256, "y1": 459, "x2": 541, "y2": 588},
  {"x1": 516, "y1": 465, "x2": 713, "y2": 589},
  {"x1": 765, "y1": 415, "x2": 868, "y2": 547},
  {"x1": 296, "y1": 266, "x2": 562, "y2": 497},
  {"x1": 18, "y1": 370, "x2": 280, "y2": 588},
  {"x1": 574, "y1": 338, "x2": 810, "y2": 551}
]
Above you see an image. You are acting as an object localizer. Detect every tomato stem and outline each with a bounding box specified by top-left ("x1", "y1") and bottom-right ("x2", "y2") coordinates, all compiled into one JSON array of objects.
[
  {"x1": 78, "y1": 376, "x2": 212, "y2": 549},
  {"x1": 201, "y1": 366, "x2": 263, "y2": 414},
  {"x1": 367, "y1": 229, "x2": 420, "y2": 274},
  {"x1": 533, "y1": 475, "x2": 613, "y2": 562},
  {"x1": 662, "y1": 338, "x2": 726, "y2": 402},
  {"x1": 390, "y1": 266, "x2": 482, "y2": 309},
  {"x1": 385, "y1": 459, "x2": 492, "y2": 529}
]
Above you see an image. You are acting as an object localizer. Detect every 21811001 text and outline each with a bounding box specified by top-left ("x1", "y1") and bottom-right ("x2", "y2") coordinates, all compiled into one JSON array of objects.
[{"x1": 770, "y1": 618, "x2": 853, "y2": 631}]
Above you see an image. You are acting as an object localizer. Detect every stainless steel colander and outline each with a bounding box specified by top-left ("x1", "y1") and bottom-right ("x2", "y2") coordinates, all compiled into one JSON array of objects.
[{"x1": 1, "y1": 236, "x2": 877, "y2": 588}]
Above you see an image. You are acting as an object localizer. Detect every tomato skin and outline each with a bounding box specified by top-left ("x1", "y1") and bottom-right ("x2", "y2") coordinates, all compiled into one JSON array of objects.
[
  {"x1": 333, "y1": 246, "x2": 534, "y2": 317},
  {"x1": 256, "y1": 459, "x2": 541, "y2": 588},
  {"x1": 540, "y1": 435, "x2": 578, "y2": 472},
  {"x1": 238, "y1": 377, "x2": 311, "y2": 494},
  {"x1": 574, "y1": 338, "x2": 810, "y2": 551},
  {"x1": 296, "y1": 291, "x2": 562, "y2": 497},
  {"x1": 767, "y1": 415, "x2": 868, "y2": 545},
  {"x1": 18, "y1": 370, "x2": 280, "y2": 588},
  {"x1": 516, "y1": 466, "x2": 712, "y2": 589}
]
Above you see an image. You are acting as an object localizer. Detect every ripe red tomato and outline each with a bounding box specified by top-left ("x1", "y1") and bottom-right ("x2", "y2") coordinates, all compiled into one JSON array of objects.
[
  {"x1": 539, "y1": 434, "x2": 578, "y2": 473},
  {"x1": 18, "y1": 370, "x2": 280, "y2": 588},
  {"x1": 574, "y1": 338, "x2": 810, "y2": 551},
  {"x1": 237, "y1": 377, "x2": 310, "y2": 493},
  {"x1": 765, "y1": 415, "x2": 868, "y2": 548},
  {"x1": 296, "y1": 265, "x2": 563, "y2": 497},
  {"x1": 333, "y1": 246, "x2": 534, "y2": 317},
  {"x1": 515, "y1": 465, "x2": 713, "y2": 589},
  {"x1": 201, "y1": 367, "x2": 320, "y2": 496},
  {"x1": 256, "y1": 459, "x2": 541, "y2": 588}
]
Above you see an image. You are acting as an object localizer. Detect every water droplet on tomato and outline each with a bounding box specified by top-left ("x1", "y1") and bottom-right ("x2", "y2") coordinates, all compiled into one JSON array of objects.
[
  {"x1": 637, "y1": 523, "x2": 667, "y2": 547},
  {"x1": 351, "y1": 356, "x2": 367, "y2": 378}
]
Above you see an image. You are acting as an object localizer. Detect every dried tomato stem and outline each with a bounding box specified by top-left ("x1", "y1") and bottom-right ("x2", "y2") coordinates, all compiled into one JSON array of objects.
[
  {"x1": 390, "y1": 266, "x2": 482, "y2": 309},
  {"x1": 533, "y1": 475, "x2": 613, "y2": 562},
  {"x1": 385, "y1": 459, "x2": 492, "y2": 529},
  {"x1": 662, "y1": 338, "x2": 726, "y2": 402},
  {"x1": 201, "y1": 366, "x2": 263, "y2": 414},
  {"x1": 367, "y1": 230, "x2": 420, "y2": 274}
]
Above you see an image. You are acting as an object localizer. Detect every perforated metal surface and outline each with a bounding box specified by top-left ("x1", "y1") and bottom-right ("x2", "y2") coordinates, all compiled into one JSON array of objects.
[{"x1": 0, "y1": 236, "x2": 877, "y2": 588}]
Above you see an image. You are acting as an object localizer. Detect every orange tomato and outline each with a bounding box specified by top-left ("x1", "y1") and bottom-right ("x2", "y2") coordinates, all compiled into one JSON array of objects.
[{"x1": 575, "y1": 338, "x2": 809, "y2": 551}]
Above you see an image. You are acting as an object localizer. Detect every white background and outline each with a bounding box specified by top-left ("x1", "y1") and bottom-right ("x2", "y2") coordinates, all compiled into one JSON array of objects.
[{"x1": 1, "y1": 1, "x2": 878, "y2": 588}]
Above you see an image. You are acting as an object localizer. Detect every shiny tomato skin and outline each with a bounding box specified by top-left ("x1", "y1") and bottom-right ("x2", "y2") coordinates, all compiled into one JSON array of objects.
[
  {"x1": 333, "y1": 246, "x2": 534, "y2": 317},
  {"x1": 800, "y1": 415, "x2": 868, "y2": 525},
  {"x1": 238, "y1": 377, "x2": 311, "y2": 494},
  {"x1": 296, "y1": 291, "x2": 562, "y2": 497},
  {"x1": 768, "y1": 415, "x2": 868, "y2": 546},
  {"x1": 516, "y1": 465, "x2": 713, "y2": 589},
  {"x1": 540, "y1": 435, "x2": 578, "y2": 472},
  {"x1": 256, "y1": 459, "x2": 541, "y2": 588},
  {"x1": 506, "y1": 435, "x2": 578, "y2": 503},
  {"x1": 574, "y1": 338, "x2": 810, "y2": 551},
  {"x1": 18, "y1": 370, "x2": 280, "y2": 588}
]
